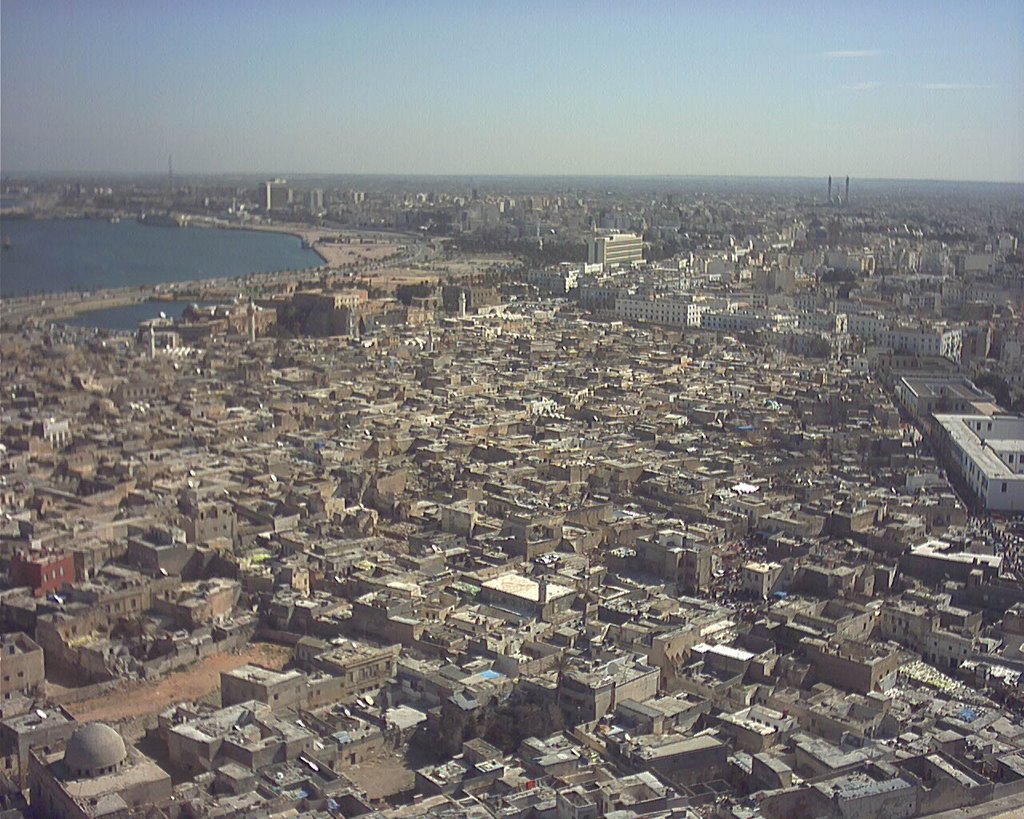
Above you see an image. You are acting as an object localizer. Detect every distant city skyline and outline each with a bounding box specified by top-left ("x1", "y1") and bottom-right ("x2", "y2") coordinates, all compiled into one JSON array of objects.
[{"x1": 2, "y1": 1, "x2": 1023, "y2": 182}]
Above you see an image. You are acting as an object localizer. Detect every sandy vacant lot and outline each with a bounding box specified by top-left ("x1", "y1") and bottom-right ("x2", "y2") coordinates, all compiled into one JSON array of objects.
[
  {"x1": 359, "y1": 266, "x2": 441, "y2": 289},
  {"x1": 310, "y1": 238, "x2": 404, "y2": 267},
  {"x1": 66, "y1": 642, "x2": 292, "y2": 724},
  {"x1": 344, "y1": 750, "x2": 417, "y2": 800},
  {"x1": 248, "y1": 224, "x2": 405, "y2": 268}
]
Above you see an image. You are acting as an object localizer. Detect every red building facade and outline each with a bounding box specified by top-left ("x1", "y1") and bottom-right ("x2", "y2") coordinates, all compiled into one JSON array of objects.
[{"x1": 10, "y1": 551, "x2": 75, "y2": 598}]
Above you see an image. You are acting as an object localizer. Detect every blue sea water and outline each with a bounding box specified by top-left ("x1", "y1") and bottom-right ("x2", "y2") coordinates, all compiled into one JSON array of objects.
[
  {"x1": 64, "y1": 301, "x2": 218, "y2": 331},
  {"x1": 0, "y1": 218, "x2": 321, "y2": 298}
]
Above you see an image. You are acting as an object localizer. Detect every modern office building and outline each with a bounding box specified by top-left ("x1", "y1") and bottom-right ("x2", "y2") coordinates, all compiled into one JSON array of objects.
[
  {"x1": 588, "y1": 232, "x2": 644, "y2": 271},
  {"x1": 307, "y1": 188, "x2": 324, "y2": 212},
  {"x1": 261, "y1": 179, "x2": 291, "y2": 211}
]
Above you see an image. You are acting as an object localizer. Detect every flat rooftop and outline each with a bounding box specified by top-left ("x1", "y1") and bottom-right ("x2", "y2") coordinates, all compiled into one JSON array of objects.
[
  {"x1": 3, "y1": 706, "x2": 74, "y2": 734},
  {"x1": 902, "y1": 376, "x2": 987, "y2": 402},
  {"x1": 0, "y1": 632, "x2": 41, "y2": 654},
  {"x1": 481, "y1": 573, "x2": 573, "y2": 602},
  {"x1": 935, "y1": 414, "x2": 1022, "y2": 482},
  {"x1": 909, "y1": 541, "x2": 1001, "y2": 569},
  {"x1": 692, "y1": 643, "x2": 756, "y2": 662},
  {"x1": 224, "y1": 665, "x2": 304, "y2": 685}
]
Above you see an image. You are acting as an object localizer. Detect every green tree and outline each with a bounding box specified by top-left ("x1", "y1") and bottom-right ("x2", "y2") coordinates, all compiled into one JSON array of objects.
[{"x1": 974, "y1": 372, "x2": 1012, "y2": 410}]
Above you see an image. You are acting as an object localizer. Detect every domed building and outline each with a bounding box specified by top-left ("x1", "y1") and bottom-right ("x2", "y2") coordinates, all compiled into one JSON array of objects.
[
  {"x1": 28, "y1": 721, "x2": 171, "y2": 818},
  {"x1": 62, "y1": 723, "x2": 128, "y2": 778}
]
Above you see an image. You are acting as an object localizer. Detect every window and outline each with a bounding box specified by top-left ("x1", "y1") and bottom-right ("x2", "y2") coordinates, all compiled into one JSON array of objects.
[{"x1": 1003, "y1": 483, "x2": 1008, "y2": 493}]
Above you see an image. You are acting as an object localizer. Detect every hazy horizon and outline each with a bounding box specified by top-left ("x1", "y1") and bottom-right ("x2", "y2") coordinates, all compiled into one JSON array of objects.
[
  {"x1": 3, "y1": 1, "x2": 1023, "y2": 183},
  {"x1": 6, "y1": 171, "x2": 1024, "y2": 192}
]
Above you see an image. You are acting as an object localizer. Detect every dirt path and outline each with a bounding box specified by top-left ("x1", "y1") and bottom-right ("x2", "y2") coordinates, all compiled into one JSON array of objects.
[{"x1": 66, "y1": 642, "x2": 292, "y2": 724}]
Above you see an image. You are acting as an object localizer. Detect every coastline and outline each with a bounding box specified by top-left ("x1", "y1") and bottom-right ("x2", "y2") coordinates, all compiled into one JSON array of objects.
[
  {"x1": 208, "y1": 220, "x2": 412, "y2": 269},
  {"x1": 0, "y1": 212, "x2": 333, "y2": 266},
  {"x1": 2, "y1": 212, "x2": 415, "y2": 270},
  {"x1": 0, "y1": 218, "x2": 321, "y2": 325},
  {"x1": 0, "y1": 217, "x2": 417, "y2": 329},
  {"x1": 197, "y1": 220, "x2": 330, "y2": 265}
]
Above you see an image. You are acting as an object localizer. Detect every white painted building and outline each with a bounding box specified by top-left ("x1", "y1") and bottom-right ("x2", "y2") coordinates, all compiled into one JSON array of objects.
[
  {"x1": 846, "y1": 313, "x2": 889, "y2": 341},
  {"x1": 614, "y1": 296, "x2": 707, "y2": 328},
  {"x1": 797, "y1": 311, "x2": 848, "y2": 335},
  {"x1": 587, "y1": 232, "x2": 644, "y2": 271},
  {"x1": 895, "y1": 376, "x2": 995, "y2": 422},
  {"x1": 883, "y1": 327, "x2": 962, "y2": 363},
  {"x1": 934, "y1": 414, "x2": 1024, "y2": 512},
  {"x1": 529, "y1": 265, "x2": 580, "y2": 295},
  {"x1": 700, "y1": 311, "x2": 771, "y2": 333}
]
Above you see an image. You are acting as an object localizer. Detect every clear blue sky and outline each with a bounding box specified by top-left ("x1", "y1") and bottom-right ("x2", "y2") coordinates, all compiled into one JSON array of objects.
[{"x1": 2, "y1": 1, "x2": 1022, "y2": 181}]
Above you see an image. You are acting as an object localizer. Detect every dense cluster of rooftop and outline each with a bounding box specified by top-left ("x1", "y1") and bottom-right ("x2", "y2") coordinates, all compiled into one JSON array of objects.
[{"x1": 1, "y1": 176, "x2": 1023, "y2": 818}]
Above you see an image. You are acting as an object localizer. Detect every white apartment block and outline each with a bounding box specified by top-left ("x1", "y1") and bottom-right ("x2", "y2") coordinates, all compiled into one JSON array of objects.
[
  {"x1": 797, "y1": 312, "x2": 849, "y2": 335},
  {"x1": 614, "y1": 296, "x2": 707, "y2": 328},
  {"x1": 825, "y1": 250, "x2": 875, "y2": 274},
  {"x1": 883, "y1": 328, "x2": 962, "y2": 362},
  {"x1": 934, "y1": 414, "x2": 1024, "y2": 513},
  {"x1": 895, "y1": 376, "x2": 995, "y2": 422},
  {"x1": 529, "y1": 266, "x2": 579, "y2": 295},
  {"x1": 700, "y1": 311, "x2": 771, "y2": 333},
  {"x1": 846, "y1": 313, "x2": 890, "y2": 341}
]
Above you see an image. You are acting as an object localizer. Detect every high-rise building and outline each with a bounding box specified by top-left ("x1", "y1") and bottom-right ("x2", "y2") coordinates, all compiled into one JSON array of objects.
[
  {"x1": 261, "y1": 179, "x2": 291, "y2": 211},
  {"x1": 588, "y1": 231, "x2": 644, "y2": 271},
  {"x1": 307, "y1": 188, "x2": 324, "y2": 212}
]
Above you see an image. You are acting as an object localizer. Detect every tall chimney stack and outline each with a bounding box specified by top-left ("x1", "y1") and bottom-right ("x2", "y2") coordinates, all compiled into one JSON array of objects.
[
  {"x1": 845, "y1": 176, "x2": 850, "y2": 206},
  {"x1": 828, "y1": 176, "x2": 832, "y2": 203}
]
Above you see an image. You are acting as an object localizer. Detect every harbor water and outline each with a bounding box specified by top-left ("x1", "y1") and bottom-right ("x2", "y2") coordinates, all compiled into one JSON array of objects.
[{"x1": 0, "y1": 218, "x2": 321, "y2": 298}]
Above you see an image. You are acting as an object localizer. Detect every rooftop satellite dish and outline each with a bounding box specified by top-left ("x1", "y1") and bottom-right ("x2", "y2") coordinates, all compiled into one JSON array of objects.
[{"x1": 35, "y1": 709, "x2": 47, "y2": 719}]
